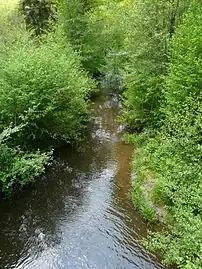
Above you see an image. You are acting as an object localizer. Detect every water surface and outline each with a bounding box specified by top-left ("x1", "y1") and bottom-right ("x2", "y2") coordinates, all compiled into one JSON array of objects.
[{"x1": 0, "y1": 94, "x2": 163, "y2": 269}]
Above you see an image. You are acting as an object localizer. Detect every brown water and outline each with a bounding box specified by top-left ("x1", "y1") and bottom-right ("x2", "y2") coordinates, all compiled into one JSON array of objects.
[{"x1": 0, "y1": 94, "x2": 163, "y2": 269}]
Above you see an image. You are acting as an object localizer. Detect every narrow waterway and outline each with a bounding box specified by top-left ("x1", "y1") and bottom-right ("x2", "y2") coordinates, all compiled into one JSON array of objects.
[{"x1": 0, "y1": 94, "x2": 163, "y2": 269}]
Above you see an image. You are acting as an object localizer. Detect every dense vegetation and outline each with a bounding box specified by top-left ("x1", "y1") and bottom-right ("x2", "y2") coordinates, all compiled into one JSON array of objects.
[
  {"x1": 0, "y1": 0, "x2": 95, "y2": 194},
  {"x1": 139, "y1": 5, "x2": 202, "y2": 267},
  {"x1": 64, "y1": 0, "x2": 201, "y2": 267},
  {"x1": 121, "y1": 1, "x2": 202, "y2": 268},
  {"x1": 0, "y1": 0, "x2": 201, "y2": 268}
]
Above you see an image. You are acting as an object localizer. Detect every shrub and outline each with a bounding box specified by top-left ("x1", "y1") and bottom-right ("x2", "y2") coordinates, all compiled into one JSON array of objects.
[
  {"x1": 20, "y1": 0, "x2": 58, "y2": 35},
  {"x1": 0, "y1": 125, "x2": 52, "y2": 194},
  {"x1": 122, "y1": 0, "x2": 191, "y2": 130},
  {"x1": 0, "y1": 3, "x2": 95, "y2": 193},
  {"x1": 0, "y1": 28, "x2": 95, "y2": 148},
  {"x1": 136, "y1": 3, "x2": 202, "y2": 268}
]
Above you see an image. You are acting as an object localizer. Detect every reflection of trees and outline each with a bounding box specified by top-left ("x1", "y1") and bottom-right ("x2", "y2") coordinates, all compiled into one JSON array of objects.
[
  {"x1": 110, "y1": 141, "x2": 163, "y2": 268},
  {"x1": 0, "y1": 94, "x2": 116, "y2": 269},
  {"x1": 112, "y1": 140, "x2": 152, "y2": 237},
  {"x1": 91, "y1": 94, "x2": 121, "y2": 137}
]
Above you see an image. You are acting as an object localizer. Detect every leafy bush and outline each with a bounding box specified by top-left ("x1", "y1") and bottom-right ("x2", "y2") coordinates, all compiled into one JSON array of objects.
[
  {"x1": 0, "y1": 2, "x2": 95, "y2": 193},
  {"x1": 132, "y1": 3, "x2": 202, "y2": 268},
  {"x1": 0, "y1": 146, "x2": 52, "y2": 194},
  {"x1": 122, "y1": 0, "x2": 191, "y2": 130},
  {"x1": 81, "y1": 0, "x2": 127, "y2": 75},
  {"x1": 0, "y1": 28, "x2": 95, "y2": 148},
  {"x1": 61, "y1": 0, "x2": 128, "y2": 76},
  {"x1": 20, "y1": 0, "x2": 58, "y2": 35},
  {"x1": 0, "y1": 125, "x2": 52, "y2": 194}
]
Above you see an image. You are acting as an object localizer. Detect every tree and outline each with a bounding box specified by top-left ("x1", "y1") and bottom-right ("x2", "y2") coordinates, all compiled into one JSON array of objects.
[{"x1": 20, "y1": 0, "x2": 57, "y2": 35}]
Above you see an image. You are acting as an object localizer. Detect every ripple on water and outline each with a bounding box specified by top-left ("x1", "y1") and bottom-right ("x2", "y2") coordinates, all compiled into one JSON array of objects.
[{"x1": 0, "y1": 94, "x2": 163, "y2": 269}]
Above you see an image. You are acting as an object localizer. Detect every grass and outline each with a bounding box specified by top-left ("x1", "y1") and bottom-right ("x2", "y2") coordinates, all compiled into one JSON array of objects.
[{"x1": 132, "y1": 179, "x2": 157, "y2": 223}]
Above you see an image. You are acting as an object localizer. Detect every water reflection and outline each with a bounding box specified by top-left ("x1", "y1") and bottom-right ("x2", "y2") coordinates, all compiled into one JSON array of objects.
[{"x1": 0, "y1": 94, "x2": 163, "y2": 269}]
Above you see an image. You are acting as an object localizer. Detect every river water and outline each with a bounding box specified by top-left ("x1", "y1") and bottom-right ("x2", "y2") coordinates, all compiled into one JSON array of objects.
[{"x1": 0, "y1": 94, "x2": 163, "y2": 269}]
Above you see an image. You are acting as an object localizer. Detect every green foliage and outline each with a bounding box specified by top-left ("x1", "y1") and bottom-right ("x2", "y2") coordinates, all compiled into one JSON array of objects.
[
  {"x1": 132, "y1": 180, "x2": 157, "y2": 223},
  {"x1": 0, "y1": 2, "x2": 95, "y2": 194},
  {"x1": 82, "y1": 0, "x2": 127, "y2": 75},
  {"x1": 131, "y1": 3, "x2": 202, "y2": 268},
  {"x1": 61, "y1": 0, "x2": 128, "y2": 77},
  {"x1": 1, "y1": 147, "x2": 52, "y2": 193},
  {"x1": 59, "y1": 0, "x2": 98, "y2": 73},
  {"x1": 0, "y1": 28, "x2": 95, "y2": 147},
  {"x1": 20, "y1": 0, "x2": 57, "y2": 35},
  {"x1": 61, "y1": 0, "x2": 90, "y2": 47},
  {"x1": 0, "y1": 126, "x2": 52, "y2": 194},
  {"x1": 123, "y1": 0, "x2": 191, "y2": 130}
]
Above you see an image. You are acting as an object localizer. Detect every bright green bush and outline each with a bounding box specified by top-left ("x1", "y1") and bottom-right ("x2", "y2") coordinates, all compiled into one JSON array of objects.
[
  {"x1": 0, "y1": 146, "x2": 52, "y2": 193},
  {"x1": 0, "y1": 2, "x2": 95, "y2": 193},
  {"x1": 0, "y1": 28, "x2": 95, "y2": 148},
  {"x1": 0, "y1": 3, "x2": 53, "y2": 194}
]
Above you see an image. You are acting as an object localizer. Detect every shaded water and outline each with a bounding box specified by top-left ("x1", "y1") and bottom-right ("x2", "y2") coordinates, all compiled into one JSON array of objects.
[{"x1": 0, "y1": 94, "x2": 163, "y2": 269}]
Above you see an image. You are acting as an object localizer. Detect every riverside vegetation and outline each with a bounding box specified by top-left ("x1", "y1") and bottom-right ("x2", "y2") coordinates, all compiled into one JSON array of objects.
[
  {"x1": 0, "y1": 0, "x2": 201, "y2": 268},
  {"x1": 0, "y1": 0, "x2": 95, "y2": 194}
]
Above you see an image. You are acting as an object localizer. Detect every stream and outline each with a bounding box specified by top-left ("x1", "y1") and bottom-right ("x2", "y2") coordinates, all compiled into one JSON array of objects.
[{"x1": 0, "y1": 94, "x2": 163, "y2": 269}]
